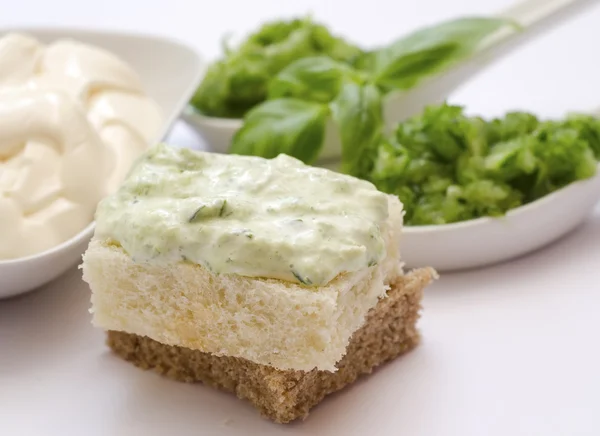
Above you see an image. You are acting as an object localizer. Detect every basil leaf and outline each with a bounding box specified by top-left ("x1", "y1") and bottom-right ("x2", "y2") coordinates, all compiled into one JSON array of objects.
[
  {"x1": 230, "y1": 98, "x2": 328, "y2": 164},
  {"x1": 268, "y1": 56, "x2": 363, "y2": 103},
  {"x1": 373, "y1": 17, "x2": 517, "y2": 90},
  {"x1": 330, "y1": 82, "x2": 383, "y2": 177}
]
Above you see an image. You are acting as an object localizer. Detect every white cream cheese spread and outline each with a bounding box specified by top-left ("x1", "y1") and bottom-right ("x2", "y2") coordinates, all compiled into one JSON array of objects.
[{"x1": 95, "y1": 144, "x2": 390, "y2": 286}]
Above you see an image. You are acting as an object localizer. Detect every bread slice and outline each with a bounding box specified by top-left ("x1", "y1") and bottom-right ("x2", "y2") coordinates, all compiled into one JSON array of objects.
[
  {"x1": 106, "y1": 268, "x2": 433, "y2": 423},
  {"x1": 82, "y1": 195, "x2": 405, "y2": 372}
]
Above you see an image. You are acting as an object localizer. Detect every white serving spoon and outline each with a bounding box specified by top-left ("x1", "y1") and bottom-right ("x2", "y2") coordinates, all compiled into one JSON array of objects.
[
  {"x1": 0, "y1": 28, "x2": 205, "y2": 299},
  {"x1": 183, "y1": 0, "x2": 597, "y2": 159}
]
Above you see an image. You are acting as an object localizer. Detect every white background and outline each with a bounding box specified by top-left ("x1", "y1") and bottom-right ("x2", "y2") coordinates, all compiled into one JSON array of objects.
[{"x1": 2, "y1": 0, "x2": 600, "y2": 435}]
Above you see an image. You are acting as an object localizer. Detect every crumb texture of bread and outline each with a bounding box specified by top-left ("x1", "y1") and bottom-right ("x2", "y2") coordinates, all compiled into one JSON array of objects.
[
  {"x1": 107, "y1": 269, "x2": 433, "y2": 424},
  {"x1": 83, "y1": 196, "x2": 404, "y2": 372}
]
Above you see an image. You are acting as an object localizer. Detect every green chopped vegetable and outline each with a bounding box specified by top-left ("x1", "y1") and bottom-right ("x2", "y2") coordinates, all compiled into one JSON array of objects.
[
  {"x1": 559, "y1": 114, "x2": 600, "y2": 159},
  {"x1": 486, "y1": 111, "x2": 540, "y2": 143},
  {"x1": 369, "y1": 103, "x2": 600, "y2": 225},
  {"x1": 190, "y1": 17, "x2": 363, "y2": 118},
  {"x1": 230, "y1": 98, "x2": 328, "y2": 163}
]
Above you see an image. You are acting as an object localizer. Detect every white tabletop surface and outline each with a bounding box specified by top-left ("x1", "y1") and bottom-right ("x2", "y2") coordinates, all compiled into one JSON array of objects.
[{"x1": 2, "y1": 1, "x2": 600, "y2": 435}]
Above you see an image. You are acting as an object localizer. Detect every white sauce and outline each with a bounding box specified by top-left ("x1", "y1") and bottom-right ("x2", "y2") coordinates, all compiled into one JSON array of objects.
[{"x1": 0, "y1": 33, "x2": 162, "y2": 260}]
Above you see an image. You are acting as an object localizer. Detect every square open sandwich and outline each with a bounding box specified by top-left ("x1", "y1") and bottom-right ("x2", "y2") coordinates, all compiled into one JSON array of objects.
[{"x1": 82, "y1": 144, "x2": 435, "y2": 423}]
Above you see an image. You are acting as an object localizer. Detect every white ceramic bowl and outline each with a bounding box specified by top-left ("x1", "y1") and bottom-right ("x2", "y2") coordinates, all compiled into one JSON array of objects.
[
  {"x1": 401, "y1": 164, "x2": 600, "y2": 271},
  {"x1": 0, "y1": 28, "x2": 205, "y2": 299}
]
